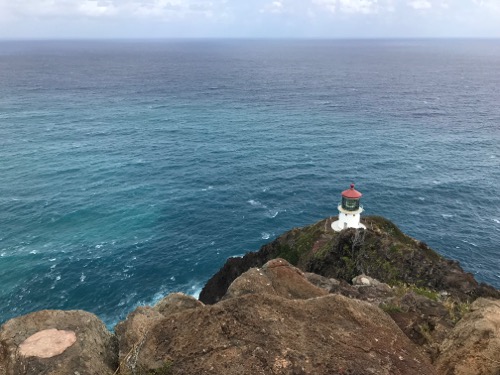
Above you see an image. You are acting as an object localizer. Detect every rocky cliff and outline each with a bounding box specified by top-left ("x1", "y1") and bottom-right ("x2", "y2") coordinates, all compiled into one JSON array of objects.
[
  {"x1": 1, "y1": 216, "x2": 499, "y2": 375},
  {"x1": 200, "y1": 216, "x2": 499, "y2": 305}
]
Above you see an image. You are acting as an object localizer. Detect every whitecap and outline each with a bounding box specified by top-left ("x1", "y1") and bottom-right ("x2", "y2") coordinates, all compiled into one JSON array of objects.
[
  {"x1": 189, "y1": 285, "x2": 202, "y2": 299},
  {"x1": 49, "y1": 258, "x2": 56, "y2": 262},
  {"x1": 55, "y1": 275, "x2": 61, "y2": 281},
  {"x1": 261, "y1": 232, "x2": 270, "y2": 240},
  {"x1": 30, "y1": 250, "x2": 38, "y2": 255},
  {"x1": 461, "y1": 240, "x2": 477, "y2": 247},
  {"x1": 170, "y1": 276, "x2": 176, "y2": 281},
  {"x1": 441, "y1": 214, "x2": 454, "y2": 218},
  {"x1": 418, "y1": 197, "x2": 425, "y2": 201},
  {"x1": 266, "y1": 210, "x2": 279, "y2": 218},
  {"x1": 248, "y1": 199, "x2": 262, "y2": 207},
  {"x1": 95, "y1": 244, "x2": 103, "y2": 249},
  {"x1": 80, "y1": 273, "x2": 86, "y2": 282},
  {"x1": 433, "y1": 180, "x2": 440, "y2": 184},
  {"x1": 493, "y1": 219, "x2": 500, "y2": 224},
  {"x1": 201, "y1": 186, "x2": 213, "y2": 191},
  {"x1": 0, "y1": 252, "x2": 5, "y2": 257}
]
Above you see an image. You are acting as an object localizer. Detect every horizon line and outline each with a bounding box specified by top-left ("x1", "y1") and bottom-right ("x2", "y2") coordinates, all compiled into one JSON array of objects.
[{"x1": 2, "y1": 36, "x2": 500, "y2": 42}]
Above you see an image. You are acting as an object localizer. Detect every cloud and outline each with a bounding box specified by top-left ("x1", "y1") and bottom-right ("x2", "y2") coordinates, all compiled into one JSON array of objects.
[
  {"x1": 260, "y1": 1, "x2": 285, "y2": 14},
  {"x1": 312, "y1": 0, "x2": 336, "y2": 14},
  {"x1": 473, "y1": 0, "x2": 500, "y2": 13},
  {"x1": 338, "y1": 0, "x2": 378, "y2": 14},
  {"x1": 1, "y1": 0, "x2": 500, "y2": 38},
  {"x1": 408, "y1": 0, "x2": 432, "y2": 10},
  {"x1": 0, "y1": 0, "x2": 228, "y2": 20},
  {"x1": 78, "y1": 1, "x2": 118, "y2": 17},
  {"x1": 312, "y1": 0, "x2": 393, "y2": 15}
]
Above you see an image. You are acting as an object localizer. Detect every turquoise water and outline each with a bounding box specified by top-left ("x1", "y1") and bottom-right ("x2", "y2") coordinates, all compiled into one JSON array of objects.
[{"x1": 1, "y1": 39, "x2": 499, "y2": 327}]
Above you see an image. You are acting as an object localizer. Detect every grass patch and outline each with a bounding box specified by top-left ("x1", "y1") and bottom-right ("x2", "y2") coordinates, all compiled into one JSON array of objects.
[
  {"x1": 144, "y1": 361, "x2": 174, "y2": 375},
  {"x1": 276, "y1": 244, "x2": 300, "y2": 265},
  {"x1": 412, "y1": 286, "x2": 440, "y2": 301},
  {"x1": 393, "y1": 283, "x2": 440, "y2": 301},
  {"x1": 443, "y1": 298, "x2": 471, "y2": 323},
  {"x1": 380, "y1": 303, "x2": 403, "y2": 313}
]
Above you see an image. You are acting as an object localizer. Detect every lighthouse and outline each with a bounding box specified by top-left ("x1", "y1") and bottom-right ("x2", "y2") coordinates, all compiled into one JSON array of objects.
[{"x1": 331, "y1": 184, "x2": 366, "y2": 232}]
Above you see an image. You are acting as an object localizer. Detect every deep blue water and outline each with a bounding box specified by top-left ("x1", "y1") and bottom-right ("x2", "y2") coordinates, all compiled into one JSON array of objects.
[{"x1": 0, "y1": 39, "x2": 499, "y2": 328}]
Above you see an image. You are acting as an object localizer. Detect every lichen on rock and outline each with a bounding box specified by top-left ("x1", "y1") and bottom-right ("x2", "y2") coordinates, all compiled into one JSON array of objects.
[{"x1": 19, "y1": 328, "x2": 77, "y2": 358}]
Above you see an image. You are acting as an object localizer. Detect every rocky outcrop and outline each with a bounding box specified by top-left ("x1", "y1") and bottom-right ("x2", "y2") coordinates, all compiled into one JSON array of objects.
[
  {"x1": 224, "y1": 258, "x2": 328, "y2": 300},
  {"x1": 0, "y1": 309, "x2": 117, "y2": 375},
  {"x1": 115, "y1": 292, "x2": 203, "y2": 374},
  {"x1": 200, "y1": 216, "x2": 500, "y2": 305},
  {"x1": 199, "y1": 242, "x2": 275, "y2": 304},
  {"x1": 112, "y1": 259, "x2": 440, "y2": 374},
  {"x1": 304, "y1": 268, "x2": 457, "y2": 359},
  {"x1": 434, "y1": 298, "x2": 500, "y2": 375}
]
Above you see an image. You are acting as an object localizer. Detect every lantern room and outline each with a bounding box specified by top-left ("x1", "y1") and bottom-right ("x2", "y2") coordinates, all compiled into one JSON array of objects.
[{"x1": 341, "y1": 184, "x2": 362, "y2": 211}]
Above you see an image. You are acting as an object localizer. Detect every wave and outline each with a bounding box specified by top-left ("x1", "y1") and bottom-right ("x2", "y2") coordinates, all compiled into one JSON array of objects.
[{"x1": 461, "y1": 240, "x2": 478, "y2": 247}]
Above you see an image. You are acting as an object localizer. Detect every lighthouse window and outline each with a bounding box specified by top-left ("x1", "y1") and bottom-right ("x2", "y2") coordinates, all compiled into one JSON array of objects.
[{"x1": 342, "y1": 197, "x2": 360, "y2": 211}]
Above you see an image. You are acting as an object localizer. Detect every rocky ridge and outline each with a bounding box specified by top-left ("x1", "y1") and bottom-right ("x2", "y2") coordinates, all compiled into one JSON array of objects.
[{"x1": 1, "y1": 216, "x2": 499, "y2": 375}]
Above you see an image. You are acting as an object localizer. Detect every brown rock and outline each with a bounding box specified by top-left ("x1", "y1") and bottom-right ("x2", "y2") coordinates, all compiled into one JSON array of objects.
[
  {"x1": 435, "y1": 298, "x2": 500, "y2": 375},
  {"x1": 224, "y1": 258, "x2": 328, "y2": 300},
  {"x1": 117, "y1": 292, "x2": 436, "y2": 375},
  {"x1": 0, "y1": 309, "x2": 117, "y2": 375},
  {"x1": 115, "y1": 292, "x2": 203, "y2": 373},
  {"x1": 154, "y1": 292, "x2": 204, "y2": 316}
]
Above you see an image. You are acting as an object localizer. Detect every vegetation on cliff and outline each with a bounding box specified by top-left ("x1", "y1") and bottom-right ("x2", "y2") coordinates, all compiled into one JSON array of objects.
[{"x1": 200, "y1": 216, "x2": 499, "y2": 305}]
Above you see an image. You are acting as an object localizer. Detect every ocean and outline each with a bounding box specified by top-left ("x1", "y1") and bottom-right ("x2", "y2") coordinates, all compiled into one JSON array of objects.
[{"x1": 0, "y1": 39, "x2": 499, "y2": 328}]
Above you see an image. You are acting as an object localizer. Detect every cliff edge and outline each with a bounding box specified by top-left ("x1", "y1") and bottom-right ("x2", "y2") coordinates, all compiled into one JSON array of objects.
[{"x1": 1, "y1": 216, "x2": 499, "y2": 375}]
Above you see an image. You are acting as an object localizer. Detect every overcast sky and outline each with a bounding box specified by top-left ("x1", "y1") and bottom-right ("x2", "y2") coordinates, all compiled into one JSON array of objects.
[{"x1": 1, "y1": 0, "x2": 499, "y2": 39}]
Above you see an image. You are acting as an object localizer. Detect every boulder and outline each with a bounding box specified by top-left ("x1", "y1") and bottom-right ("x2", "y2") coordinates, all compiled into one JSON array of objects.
[
  {"x1": 0, "y1": 309, "x2": 117, "y2": 375},
  {"x1": 352, "y1": 274, "x2": 380, "y2": 286},
  {"x1": 224, "y1": 258, "x2": 328, "y2": 300},
  {"x1": 434, "y1": 298, "x2": 500, "y2": 375},
  {"x1": 115, "y1": 293, "x2": 437, "y2": 375},
  {"x1": 115, "y1": 292, "x2": 203, "y2": 374}
]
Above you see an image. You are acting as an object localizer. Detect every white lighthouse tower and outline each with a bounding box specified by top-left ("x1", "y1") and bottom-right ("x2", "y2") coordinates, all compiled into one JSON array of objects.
[{"x1": 331, "y1": 183, "x2": 366, "y2": 232}]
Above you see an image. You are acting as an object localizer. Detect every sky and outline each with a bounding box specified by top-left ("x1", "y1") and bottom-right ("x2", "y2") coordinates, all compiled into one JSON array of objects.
[{"x1": 1, "y1": 0, "x2": 500, "y2": 39}]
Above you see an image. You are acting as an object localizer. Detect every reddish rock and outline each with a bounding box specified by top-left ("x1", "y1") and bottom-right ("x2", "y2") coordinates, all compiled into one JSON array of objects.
[{"x1": 18, "y1": 329, "x2": 77, "y2": 358}]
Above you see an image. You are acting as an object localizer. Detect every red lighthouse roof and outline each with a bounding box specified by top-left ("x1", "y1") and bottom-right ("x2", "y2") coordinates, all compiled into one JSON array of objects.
[{"x1": 341, "y1": 184, "x2": 362, "y2": 199}]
